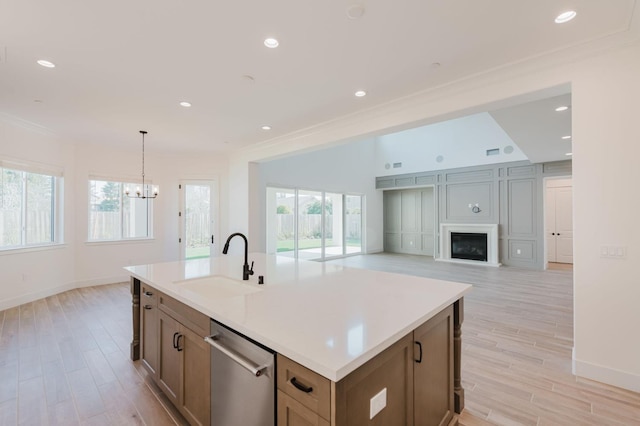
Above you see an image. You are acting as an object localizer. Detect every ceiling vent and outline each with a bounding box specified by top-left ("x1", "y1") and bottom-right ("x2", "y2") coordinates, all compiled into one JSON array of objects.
[
  {"x1": 486, "y1": 148, "x2": 500, "y2": 156},
  {"x1": 393, "y1": 162, "x2": 402, "y2": 168}
]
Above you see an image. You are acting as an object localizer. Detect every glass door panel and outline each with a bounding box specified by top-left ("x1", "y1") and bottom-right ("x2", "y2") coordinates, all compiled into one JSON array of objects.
[
  {"x1": 345, "y1": 195, "x2": 363, "y2": 254},
  {"x1": 324, "y1": 193, "x2": 344, "y2": 257},
  {"x1": 182, "y1": 182, "x2": 215, "y2": 260},
  {"x1": 297, "y1": 190, "x2": 323, "y2": 260},
  {"x1": 272, "y1": 188, "x2": 296, "y2": 257}
]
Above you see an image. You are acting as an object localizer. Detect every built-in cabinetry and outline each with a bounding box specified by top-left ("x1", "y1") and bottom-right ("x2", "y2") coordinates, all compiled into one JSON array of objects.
[
  {"x1": 384, "y1": 187, "x2": 435, "y2": 256},
  {"x1": 277, "y1": 305, "x2": 456, "y2": 426},
  {"x1": 137, "y1": 280, "x2": 210, "y2": 426}
]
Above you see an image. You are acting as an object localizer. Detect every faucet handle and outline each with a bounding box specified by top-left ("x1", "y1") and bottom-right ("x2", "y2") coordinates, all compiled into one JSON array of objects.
[{"x1": 249, "y1": 261, "x2": 255, "y2": 275}]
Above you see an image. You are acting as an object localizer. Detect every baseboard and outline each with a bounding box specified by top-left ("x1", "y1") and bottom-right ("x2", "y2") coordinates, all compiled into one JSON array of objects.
[
  {"x1": 573, "y1": 356, "x2": 640, "y2": 393},
  {"x1": 0, "y1": 275, "x2": 129, "y2": 311}
]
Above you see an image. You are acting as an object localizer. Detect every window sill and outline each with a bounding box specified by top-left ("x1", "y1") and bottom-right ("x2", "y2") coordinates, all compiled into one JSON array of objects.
[
  {"x1": 0, "y1": 243, "x2": 68, "y2": 256},
  {"x1": 85, "y1": 238, "x2": 155, "y2": 246}
]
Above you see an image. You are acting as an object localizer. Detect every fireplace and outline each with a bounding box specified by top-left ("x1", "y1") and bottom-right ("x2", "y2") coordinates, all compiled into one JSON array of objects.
[
  {"x1": 438, "y1": 223, "x2": 500, "y2": 267},
  {"x1": 451, "y1": 232, "x2": 488, "y2": 262}
]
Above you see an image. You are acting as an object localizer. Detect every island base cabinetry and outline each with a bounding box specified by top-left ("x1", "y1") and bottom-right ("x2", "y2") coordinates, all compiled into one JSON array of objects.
[
  {"x1": 277, "y1": 302, "x2": 459, "y2": 426},
  {"x1": 137, "y1": 281, "x2": 210, "y2": 426}
]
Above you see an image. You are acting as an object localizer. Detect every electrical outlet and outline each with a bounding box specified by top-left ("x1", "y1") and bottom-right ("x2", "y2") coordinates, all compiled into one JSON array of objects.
[{"x1": 370, "y1": 388, "x2": 387, "y2": 419}]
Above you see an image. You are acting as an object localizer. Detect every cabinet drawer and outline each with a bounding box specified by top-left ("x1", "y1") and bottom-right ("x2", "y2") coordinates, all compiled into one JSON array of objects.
[
  {"x1": 141, "y1": 283, "x2": 158, "y2": 307},
  {"x1": 277, "y1": 390, "x2": 330, "y2": 426},
  {"x1": 277, "y1": 354, "x2": 331, "y2": 421},
  {"x1": 158, "y1": 293, "x2": 209, "y2": 338}
]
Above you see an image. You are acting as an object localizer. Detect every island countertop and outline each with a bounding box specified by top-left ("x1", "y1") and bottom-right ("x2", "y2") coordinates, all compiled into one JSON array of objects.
[{"x1": 125, "y1": 253, "x2": 471, "y2": 382}]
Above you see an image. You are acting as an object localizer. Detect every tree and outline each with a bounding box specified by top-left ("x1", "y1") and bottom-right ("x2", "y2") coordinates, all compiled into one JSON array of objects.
[
  {"x1": 99, "y1": 182, "x2": 120, "y2": 212},
  {"x1": 306, "y1": 200, "x2": 332, "y2": 214},
  {"x1": 276, "y1": 205, "x2": 291, "y2": 214}
]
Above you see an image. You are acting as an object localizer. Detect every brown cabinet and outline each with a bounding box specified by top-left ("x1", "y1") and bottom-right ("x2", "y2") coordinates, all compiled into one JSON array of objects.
[
  {"x1": 140, "y1": 283, "x2": 159, "y2": 377},
  {"x1": 277, "y1": 304, "x2": 458, "y2": 426},
  {"x1": 139, "y1": 283, "x2": 210, "y2": 426},
  {"x1": 414, "y1": 305, "x2": 454, "y2": 426}
]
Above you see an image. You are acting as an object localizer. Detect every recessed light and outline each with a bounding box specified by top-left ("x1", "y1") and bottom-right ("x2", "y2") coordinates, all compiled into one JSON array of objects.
[
  {"x1": 555, "y1": 11, "x2": 577, "y2": 24},
  {"x1": 179, "y1": 101, "x2": 191, "y2": 107},
  {"x1": 264, "y1": 38, "x2": 279, "y2": 48},
  {"x1": 555, "y1": 105, "x2": 569, "y2": 112},
  {"x1": 261, "y1": 125, "x2": 272, "y2": 130},
  {"x1": 346, "y1": 4, "x2": 366, "y2": 19},
  {"x1": 355, "y1": 90, "x2": 367, "y2": 97},
  {"x1": 562, "y1": 135, "x2": 572, "y2": 140},
  {"x1": 565, "y1": 152, "x2": 573, "y2": 156},
  {"x1": 37, "y1": 59, "x2": 55, "y2": 68}
]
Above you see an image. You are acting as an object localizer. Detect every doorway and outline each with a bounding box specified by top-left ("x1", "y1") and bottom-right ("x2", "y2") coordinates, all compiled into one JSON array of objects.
[
  {"x1": 545, "y1": 177, "x2": 573, "y2": 265},
  {"x1": 179, "y1": 180, "x2": 218, "y2": 260}
]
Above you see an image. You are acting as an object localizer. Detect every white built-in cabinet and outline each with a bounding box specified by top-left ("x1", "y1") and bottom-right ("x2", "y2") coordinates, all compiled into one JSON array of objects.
[
  {"x1": 384, "y1": 188, "x2": 435, "y2": 256},
  {"x1": 545, "y1": 179, "x2": 573, "y2": 264}
]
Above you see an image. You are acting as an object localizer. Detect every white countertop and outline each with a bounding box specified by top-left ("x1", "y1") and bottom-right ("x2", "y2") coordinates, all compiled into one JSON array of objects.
[{"x1": 125, "y1": 253, "x2": 471, "y2": 382}]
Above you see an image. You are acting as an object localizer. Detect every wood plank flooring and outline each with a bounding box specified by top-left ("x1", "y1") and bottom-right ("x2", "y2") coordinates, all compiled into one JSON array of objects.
[
  {"x1": 0, "y1": 284, "x2": 188, "y2": 426},
  {"x1": 326, "y1": 254, "x2": 640, "y2": 426},
  {"x1": 1, "y1": 254, "x2": 639, "y2": 425}
]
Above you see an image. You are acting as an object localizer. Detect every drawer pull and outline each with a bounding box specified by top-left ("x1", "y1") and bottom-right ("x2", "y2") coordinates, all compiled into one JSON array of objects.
[
  {"x1": 144, "y1": 291, "x2": 153, "y2": 297},
  {"x1": 291, "y1": 377, "x2": 313, "y2": 393},
  {"x1": 415, "y1": 341, "x2": 423, "y2": 363},
  {"x1": 143, "y1": 305, "x2": 153, "y2": 310}
]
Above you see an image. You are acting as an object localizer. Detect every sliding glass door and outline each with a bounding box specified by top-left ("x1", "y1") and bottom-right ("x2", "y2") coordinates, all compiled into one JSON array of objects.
[{"x1": 267, "y1": 187, "x2": 362, "y2": 260}]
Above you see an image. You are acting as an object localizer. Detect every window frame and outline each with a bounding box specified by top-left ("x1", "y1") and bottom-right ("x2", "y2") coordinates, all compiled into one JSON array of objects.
[
  {"x1": 0, "y1": 162, "x2": 64, "y2": 252},
  {"x1": 87, "y1": 178, "x2": 154, "y2": 243}
]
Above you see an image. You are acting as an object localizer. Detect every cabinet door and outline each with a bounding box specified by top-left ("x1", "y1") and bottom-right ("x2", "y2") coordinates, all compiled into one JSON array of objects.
[
  {"x1": 278, "y1": 390, "x2": 330, "y2": 426},
  {"x1": 181, "y1": 325, "x2": 210, "y2": 426},
  {"x1": 140, "y1": 286, "x2": 158, "y2": 377},
  {"x1": 158, "y1": 310, "x2": 181, "y2": 405},
  {"x1": 414, "y1": 305, "x2": 454, "y2": 426}
]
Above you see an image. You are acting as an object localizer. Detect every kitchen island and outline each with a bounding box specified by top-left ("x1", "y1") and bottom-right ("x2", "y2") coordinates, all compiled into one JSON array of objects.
[{"x1": 127, "y1": 253, "x2": 471, "y2": 425}]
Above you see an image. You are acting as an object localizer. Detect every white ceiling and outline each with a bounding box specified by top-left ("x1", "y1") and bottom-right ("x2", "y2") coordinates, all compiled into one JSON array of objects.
[{"x1": 0, "y1": 1, "x2": 635, "y2": 154}]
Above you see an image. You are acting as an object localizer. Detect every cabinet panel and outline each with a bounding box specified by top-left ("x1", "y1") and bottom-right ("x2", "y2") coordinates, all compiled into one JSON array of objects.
[
  {"x1": 140, "y1": 284, "x2": 158, "y2": 377},
  {"x1": 334, "y1": 333, "x2": 414, "y2": 426},
  {"x1": 158, "y1": 310, "x2": 181, "y2": 404},
  {"x1": 277, "y1": 391, "x2": 330, "y2": 426},
  {"x1": 414, "y1": 305, "x2": 454, "y2": 426},
  {"x1": 181, "y1": 325, "x2": 211, "y2": 426}
]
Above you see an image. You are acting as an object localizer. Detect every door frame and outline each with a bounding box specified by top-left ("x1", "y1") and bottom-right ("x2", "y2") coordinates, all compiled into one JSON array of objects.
[
  {"x1": 179, "y1": 179, "x2": 220, "y2": 260},
  {"x1": 542, "y1": 175, "x2": 573, "y2": 269}
]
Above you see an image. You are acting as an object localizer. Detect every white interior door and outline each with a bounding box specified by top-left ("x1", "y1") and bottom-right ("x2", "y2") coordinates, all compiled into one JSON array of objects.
[
  {"x1": 179, "y1": 180, "x2": 218, "y2": 260},
  {"x1": 545, "y1": 179, "x2": 573, "y2": 264}
]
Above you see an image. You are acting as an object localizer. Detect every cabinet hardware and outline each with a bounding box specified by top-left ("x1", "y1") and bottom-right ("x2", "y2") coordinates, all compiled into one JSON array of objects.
[
  {"x1": 557, "y1": 233, "x2": 561, "y2": 236},
  {"x1": 176, "y1": 334, "x2": 183, "y2": 352},
  {"x1": 415, "y1": 341, "x2": 423, "y2": 363},
  {"x1": 144, "y1": 291, "x2": 153, "y2": 296},
  {"x1": 173, "y1": 332, "x2": 179, "y2": 349},
  {"x1": 290, "y1": 377, "x2": 313, "y2": 393},
  {"x1": 552, "y1": 233, "x2": 556, "y2": 235},
  {"x1": 143, "y1": 305, "x2": 152, "y2": 310},
  {"x1": 211, "y1": 235, "x2": 214, "y2": 244}
]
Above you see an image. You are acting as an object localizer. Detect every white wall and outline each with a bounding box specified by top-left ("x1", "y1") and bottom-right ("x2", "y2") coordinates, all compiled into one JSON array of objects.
[
  {"x1": 375, "y1": 112, "x2": 527, "y2": 176},
  {"x1": 256, "y1": 138, "x2": 383, "y2": 254},
  {"x1": 0, "y1": 120, "x2": 76, "y2": 309},
  {"x1": 231, "y1": 36, "x2": 640, "y2": 391},
  {"x1": 74, "y1": 144, "x2": 229, "y2": 285},
  {"x1": 0, "y1": 122, "x2": 229, "y2": 308}
]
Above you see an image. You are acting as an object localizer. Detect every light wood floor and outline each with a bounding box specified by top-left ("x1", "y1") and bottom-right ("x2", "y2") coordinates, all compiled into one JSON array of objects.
[
  {"x1": 1, "y1": 255, "x2": 639, "y2": 425},
  {"x1": 326, "y1": 254, "x2": 640, "y2": 426}
]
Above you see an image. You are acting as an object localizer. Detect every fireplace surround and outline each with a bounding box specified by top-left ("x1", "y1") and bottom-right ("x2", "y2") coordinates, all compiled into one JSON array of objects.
[{"x1": 438, "y1": 223, "x2": 500, "y2": 267}]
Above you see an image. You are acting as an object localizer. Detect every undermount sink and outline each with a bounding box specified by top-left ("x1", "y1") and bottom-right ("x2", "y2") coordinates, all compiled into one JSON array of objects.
[{"x1": 175, "y1": 275, "x2": 262, "y2": 299}]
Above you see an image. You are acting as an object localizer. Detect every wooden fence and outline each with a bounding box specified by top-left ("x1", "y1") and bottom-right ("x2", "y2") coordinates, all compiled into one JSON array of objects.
[{"x1": 276, "y1": 214, "x2": 361, "y2": 240}]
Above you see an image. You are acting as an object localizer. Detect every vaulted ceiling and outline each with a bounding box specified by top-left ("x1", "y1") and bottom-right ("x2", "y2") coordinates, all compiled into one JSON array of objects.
[{"x1": 0, "y1": 1, "x2": 635, "y2": 154}]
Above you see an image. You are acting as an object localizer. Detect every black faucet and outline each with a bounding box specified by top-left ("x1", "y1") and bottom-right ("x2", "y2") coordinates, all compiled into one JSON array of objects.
[{"x1": 222, "y1": 232, "x2": 254, "y2": 280}]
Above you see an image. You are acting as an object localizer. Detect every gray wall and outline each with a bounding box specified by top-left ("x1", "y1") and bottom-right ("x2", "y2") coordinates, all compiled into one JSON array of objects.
[{"x1": 376, "y1": 160, "x2": 572, "y2": 269}]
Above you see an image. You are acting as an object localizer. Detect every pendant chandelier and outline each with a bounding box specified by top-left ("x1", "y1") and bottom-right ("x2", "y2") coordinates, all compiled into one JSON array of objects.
[{"x1": 125, "y1": 130, "x2": 158, "y2": 199}]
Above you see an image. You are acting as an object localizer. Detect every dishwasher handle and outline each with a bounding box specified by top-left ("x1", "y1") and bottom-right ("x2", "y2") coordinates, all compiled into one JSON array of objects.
[{"x1": 205, "y1": 334, "x2": 268, "y2": 377}]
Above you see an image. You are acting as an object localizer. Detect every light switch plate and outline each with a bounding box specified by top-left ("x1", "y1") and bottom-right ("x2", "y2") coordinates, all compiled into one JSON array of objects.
[{"x1": 370, "y1": 388, "x2": 387, "y2": 419}]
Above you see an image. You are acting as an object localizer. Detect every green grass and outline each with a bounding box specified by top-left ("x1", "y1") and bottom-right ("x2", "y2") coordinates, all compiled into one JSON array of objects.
[{"x1": 186, "y1": 246, "x2": 211, "y2": 260}]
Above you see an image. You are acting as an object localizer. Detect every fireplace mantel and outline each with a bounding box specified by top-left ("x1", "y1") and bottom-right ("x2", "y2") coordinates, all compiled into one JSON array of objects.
[{"x1": 438, "y1": 223, "x2": 501, "y2": 267}]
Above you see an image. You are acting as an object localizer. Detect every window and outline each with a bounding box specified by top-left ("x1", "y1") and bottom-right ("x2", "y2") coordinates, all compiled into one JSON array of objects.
[
  {"x1": 0, "y1": 164, "x2": 62, "y2": 250},
  {"x1": 88, "y1": 179, "x2": 152, "y2": 241},
  {"x1": 267, "y1": 187, "x2": 363, "y2": 260}
]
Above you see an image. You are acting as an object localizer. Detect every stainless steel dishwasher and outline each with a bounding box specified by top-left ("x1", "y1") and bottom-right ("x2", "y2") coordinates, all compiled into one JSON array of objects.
[{"x1": 205, "y1": 320, "x2": 275, "y2": 426}]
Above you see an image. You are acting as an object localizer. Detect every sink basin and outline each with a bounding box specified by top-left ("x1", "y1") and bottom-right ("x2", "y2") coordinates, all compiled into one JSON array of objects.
[{"x1": 175, "y1": 275, "x2": 262, "y2": 299}]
